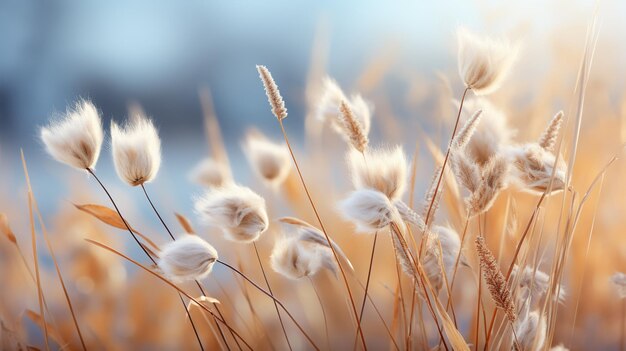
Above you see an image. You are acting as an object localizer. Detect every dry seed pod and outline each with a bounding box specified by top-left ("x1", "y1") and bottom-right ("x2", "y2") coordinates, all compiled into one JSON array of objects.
[
  {"x1": 257, "y1": 65, "x2": 287, "y2": 120},
  {"x1": 339, "y1": 100, "x2": 369, "y2": 153}
]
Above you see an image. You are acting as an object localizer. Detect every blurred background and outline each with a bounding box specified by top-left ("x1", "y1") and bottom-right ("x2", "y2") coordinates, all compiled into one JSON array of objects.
[{"x1": 2, "y1": 0, "x2": 626, "y2": 349}]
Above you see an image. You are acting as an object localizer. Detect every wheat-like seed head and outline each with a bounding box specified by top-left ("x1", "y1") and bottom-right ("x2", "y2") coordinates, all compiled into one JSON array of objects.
[
  {"x1": 316, "y1": 76, "x2": 372, "y2": 136},
  {"x1": 453, "y1": 109, "x2": 483, "y2": 150},
  {"x1": 538, "y1": 111, "x2": 564, "y2": 152},
  {"x1": 339, "y1": 100, "x2": 369, "y2": 153},
  {"x1": 475, "y1": 235, "x2": 516, "y2": 322},
  {"x1": 257, "y1": 65, "x2": 288, "y2": 120},
  {"x1": 451, "y1": 151, "x2": 482, "y2": 194},
  {"x1": 466, "y1": 154, "x2": 509, "y2": 215}
]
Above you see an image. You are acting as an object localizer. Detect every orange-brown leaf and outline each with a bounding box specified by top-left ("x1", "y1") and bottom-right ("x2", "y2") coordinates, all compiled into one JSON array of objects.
[
  {"x1": 175, "y1": 213, "x2": 195, "y2": 234},
  {"x1": 0, "y1": 213, "x2": 17, "y2": 245}
]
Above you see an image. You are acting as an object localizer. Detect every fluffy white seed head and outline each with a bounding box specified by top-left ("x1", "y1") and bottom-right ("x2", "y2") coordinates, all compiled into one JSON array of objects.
[
  {"x1": 505, "y1": 143, "x2": 567, "y2": 195},
  {"x1": 270, "y1": 236, "x2": 336, "y2": 280},
  {"x1": 457, "y1": 27, "x2": 517, "y2": 95},
  {"x1": 316, "y1": 76, "x2": 372, "y2": 137},
  {"x1": 242, "y1": 130, "x2": 291, "y2": 187},
  {"x1": 194, "y1": 184, "x2": 268, "y2": 243},
  {"x1": 511, "y1": 265, "x2": 566, "y2": 304},
  {"x1": 110, "y1": 114, "x2": 161, "y2": 186},
  {"x1": 514, "y1": 310, "x2": 546, "y2": 351},
  {"x1": 422, "y1": 225, "x2": 463, "y2": 293},
  {"x1": 188, "y1": 158, "x2": 231, "y2": 188},
  {"x1": 347, "y1": 146, "x2": 408, "y2": 201},
  {"x1": 158, "y1": 235, "x2": 218, "y2": 283},
  {"x1": 40, "y1": 99, "x2": 104, "y2": 170},
  {"x1": 611, "y1": 272, "x2": 626, "y2": 299},
  {"x1": 457, "y1": 98, "x2": 514, "y2": 166},
  {"x1": 340, "y1": 189, "x2": 401, "y2": 234},
  {"x1": 550, "y1": 344, "x2": 570, "y2": 351}
]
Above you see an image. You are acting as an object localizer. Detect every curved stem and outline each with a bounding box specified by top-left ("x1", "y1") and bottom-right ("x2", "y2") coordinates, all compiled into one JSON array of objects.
[
  {"x1": 141, "y1": 183, "x2": 236, "y2": 350},
  {"x1": 278, "y1": 119, "x2": 366, "y2": 349},
  {"x1": 216, "y1": 260, "x2": 320, "y2": 351},
  {"x1": 87, "y1": 169, "x2": 205, "y2": 351},
  {"x1": 420, "y1": 87, "x2": 470, "y2": 254},
  {"x1": 252, "y1": 242, "x2": 292, "y2": 351}
]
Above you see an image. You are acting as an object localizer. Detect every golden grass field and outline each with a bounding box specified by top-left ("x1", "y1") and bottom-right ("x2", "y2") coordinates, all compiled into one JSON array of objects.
[{"x1": 1, "y1": 5, "x2": 626, "y2": 351}]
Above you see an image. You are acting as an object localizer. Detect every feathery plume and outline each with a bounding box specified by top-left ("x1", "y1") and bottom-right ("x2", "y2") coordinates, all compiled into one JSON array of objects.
[
  {"x1": 340, "y1": 189, "x2": 401, "y2": 234},
  {"x1": 257, "y1": 65, "x2": 287, "y2": 120},
  {"x1": 394, "y1": 200, "x2": 426, "y2": 231},
  {"x1": 422, "y1": 225, "x2": 463, "y2": 293},
  {"x1": 538, "y1": 111, "x2": 564, "y2": 152},
  {"x1": 513, "y1": 310, "x2": 546, "y2": 351},
  {"x1": 158, "y1": 234, "x2": 218, "y2": 283},
  {"x1": 339, "y1": 100, "x2": 369, "y2": 153},
  {"x1": 457, "y1": 98, "x2": 514, "y2": 166},
  {"x1": 194, "y1": 183, "x2": 268, "y2": 243},
  {"x1": 110, "y1": 114, "x2": 161, "y2": 186},
  {"x1": 457, "y1": 27, "x2": 517, "y2": 95},
  {"x1": 476, "y1": 236, "x2": 516, "y2": 322},
  {"x1": 279, "y1": 217, "x2": 354, "y2": 270},
  {"x1": 466, "y1": 154, "x2": 509, "y2": 215},
  {"x1": 451, "y1": 152, "x2": 482, "y2": 194},
  {"x1": 242, "y1": 129, "x2": 291, "y2": 186},
  {"x1": 347, "y1": 146, "x2": 408, "y2": 201},
  {"x1": 511, "y1": 265, "x2": 566, "y2": 304},
  {"x1": 453, "y1": 109, "x2": 483, "y2": 150},
  {"x1": 188, "y1": 158, "x2": 231, "y2": 188},
  {"x1": 270, "y1": 236, "x2": 337, "y2": 280},
  {"x1": 316, "y1": 76, "x2": 372, "y2": 136},
  {"x1": 390, "y1": 222, "x2": 418, "y2": 280},
  {"x1": 40, "y1": 99, "x2": 103, "y2": 170},
  {"x1": 611, "y1": 272, "x2": 626, "y2": 298},
  {"x1": 420, "y1": 165, "x2": 445, "y2": 225},
  {"x1": 506, "y1": 143, "x2": 566, "y2": 195}
]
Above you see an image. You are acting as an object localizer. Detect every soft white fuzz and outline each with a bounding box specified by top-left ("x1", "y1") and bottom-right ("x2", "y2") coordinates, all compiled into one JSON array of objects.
[
  {"x1": 611, "y1": 272, "x2": 626, "y2": 299},
  {"x1": 347, "y1": 146, "x2": 408, "y2": 201},
  {"x1": 422, "y1": 225, "x2": 463, "y2": 293},
  {"x1": 514, "y1": 310, "x2": 547, "y2": 351},
  {"x1": 194, "y1": 184, "x2": 268, "y2": 243},
  {"x1": 457, "y1": 27, "x2": 517, "y2": 95},
  {"x1": 270, "y1": 236, "x2": 336, "y2": 280},
  {"x1": 242, "y1": 130, "x2": 291, "y2": 187},
  {"x1": 512, "y1": 265, "x2": 566, "y2": 304},
  {"x1": 111, "y1": 114, "x2": 161, "y2": 186},
  {"x1": 316, "y1": 76, "x2": 372, "y2": 137},
  {"x1": 188, "y1": 158, "x2": 231, "y2": 188},
  {"x1": 340, "y1": 188, "x2": 401, "y2": 234},
  {"x1": 158, "y1": 235, "x2": 218, "y2": 283},
  {"x1": 40, "y1": 99, "x2": 104, "y2": 170},
  {"x1": 458, "y1": 98, "x2": 514, "y2": 166},
  {"x1": 505, "y1": 143, "x2": 567, "y2": 195}
]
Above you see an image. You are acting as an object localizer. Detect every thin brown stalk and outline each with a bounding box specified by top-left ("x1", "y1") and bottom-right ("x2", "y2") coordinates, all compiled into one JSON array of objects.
[
  {"x1": 85, "y1": 239, "x2": 253, "y2": 350},
  {"x1": 21, "y1": 151, "x2": 86, "y2": 351},
  {"x1": 252, "y1": 242, "x2": 292, "y2": 351},
  {"x1": 421, "y1": 87, "x2": 471, "y2": 245},
  {"x1": 279, "y1": 114, "x2": 366, "y2": 348},
  {"x1": 258, "y1": 65, "x2": 366, "y2": 348},
  {"x1": 308, "y1": 277, "x2": 331, "y2": 351},
  {"x1": 215, "y1": 259, "x2": 320, "y2": 350},
  {"x1": 23, "y1": 153, "x2": 50, "y2": 351}
]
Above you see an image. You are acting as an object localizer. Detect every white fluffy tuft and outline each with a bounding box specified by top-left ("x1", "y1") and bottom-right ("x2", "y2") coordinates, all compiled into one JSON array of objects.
[
  {"x1": 158, "y1": 235, "x2": 218, "y2": 283},
  {"x1": 242, "y1": 130, "x2": 291, "y2": 187},
  {"x1": 340, "y1": 188, "x2": 401, "y2": 234},
  {"x1": 110, "y1": 114, "x2": 161, "y2": 186},
  {"x1": 40, "y1": 99, "x2": 104, "y2": 170},
  {"x1": 347, "y1": 146, "x2": 408, "y2": 201},
  {"x1": 194, "y1": 183, "x2": 268, "y2": 243}
]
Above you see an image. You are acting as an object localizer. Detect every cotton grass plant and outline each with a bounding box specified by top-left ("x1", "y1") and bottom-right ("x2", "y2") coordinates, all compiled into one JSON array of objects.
[{"x1": 3, "y1": 15, "x2": 623, "y2": 351}]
